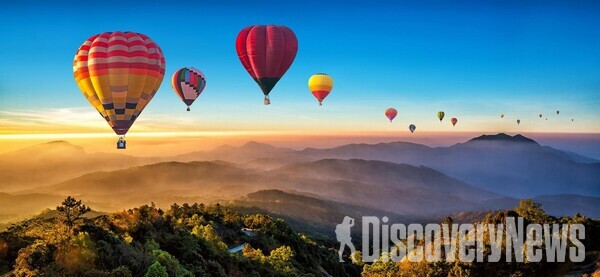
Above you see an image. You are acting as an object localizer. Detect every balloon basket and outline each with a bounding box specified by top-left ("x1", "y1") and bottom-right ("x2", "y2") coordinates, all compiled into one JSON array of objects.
[{"x1": 117, "y1": 137, "x2": 127, "y2": 149}]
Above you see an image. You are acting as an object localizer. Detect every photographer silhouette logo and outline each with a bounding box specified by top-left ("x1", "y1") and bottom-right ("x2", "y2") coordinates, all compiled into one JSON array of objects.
[{"x1": 336, "y1": 216, "x2": 356, "y2": 262}]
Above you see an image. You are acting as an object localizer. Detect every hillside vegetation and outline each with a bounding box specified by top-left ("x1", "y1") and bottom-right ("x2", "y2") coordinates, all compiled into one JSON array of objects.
[{"x1": 0, "y1": 197, "x2": 359, "y2": 276}]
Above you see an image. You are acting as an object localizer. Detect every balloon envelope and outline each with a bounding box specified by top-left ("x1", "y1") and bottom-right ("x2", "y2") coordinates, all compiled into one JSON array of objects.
[
  {"x1": 385, "y1": 108, "x2": 398, "y2": 122},
  {"x1": 171, "y1": 67, "x2": 206, "y2": 110},
  {"x1": 308, "y1": 73, "x2": 333, "y2": 105},
  {"x1": 437, "y1": 111, "x2": 445, "y2": 121},
  {"x1": 409, "y1": 124, "x2": 416, "y2": 133},
  {"x1": 500, "y1": 113, "x2": 504, "y2": 118},
  {"x1": 236, "y1": 25, "x2": 298, "y2": 103},
  {"x1": 451, "y1": 117, "x2": 458, "y2": 126},
  {"x1": 73, "y1": 31, "x2": 166, "y2": 135},
  {"x1": 517, "y1": 119, "x2": 521, "y2": 125}
]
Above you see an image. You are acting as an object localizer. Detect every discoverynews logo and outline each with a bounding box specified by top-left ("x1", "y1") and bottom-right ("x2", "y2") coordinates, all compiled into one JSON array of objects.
[{"x1": 335, "y1": 216, "x2": 585, "y2": 263}]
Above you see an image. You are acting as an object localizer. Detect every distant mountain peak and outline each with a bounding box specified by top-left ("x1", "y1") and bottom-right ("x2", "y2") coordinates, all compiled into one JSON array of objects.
[
  {"x1": 3, "y1": 140, "x2": 86, "y2": 157},
  {"x1": 43, "y1": 140, "x2": 81, "y2": 147},
  {"x1": 243, "y1": 141, "x2": 275, "y2": 148},
  {"x1": 46, "y1": 140, "x2": 70, "y2": 144},
  {"x1": 469, "y1": 133, "x2": 538, "y2": 145}
]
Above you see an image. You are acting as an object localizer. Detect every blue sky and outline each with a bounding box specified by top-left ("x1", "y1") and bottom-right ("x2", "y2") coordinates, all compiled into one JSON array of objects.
[{"x1": 0, "y1": 0, "x2": 599, "y2": 136}]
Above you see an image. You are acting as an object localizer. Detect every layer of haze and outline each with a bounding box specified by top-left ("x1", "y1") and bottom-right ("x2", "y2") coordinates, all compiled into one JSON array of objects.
[{"x1": 1, "y1": 132, "x2": 599, "y2": 159}]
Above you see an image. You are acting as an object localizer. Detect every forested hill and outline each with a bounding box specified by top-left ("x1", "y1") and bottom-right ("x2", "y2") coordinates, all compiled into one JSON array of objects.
[
  {"x1": 0, "y1": 198, "x2": 360, "y2": 276},
  {"x1": 2, "y1": 197, "x2": 599, "y2": 276}
]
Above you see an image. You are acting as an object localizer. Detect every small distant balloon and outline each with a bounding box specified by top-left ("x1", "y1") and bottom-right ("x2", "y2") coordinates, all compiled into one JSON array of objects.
[
  {"x1": 517, "y1": 119, "x2": 521, "y2": 125},
  {"x1": 451, "y1": 117, "x2": 458, "y2": 126},
  {"x1": 385, "y1": 108, "x2": 398, "y2": 122},
  {"x1": 500, "y1": 113, "x2": 504, "y2": 118},
  {"x1": 539, "y1": 114, "x2": 542, "y2": 118},
  {"x1": 409, "y1": 124, "x2": 416, "y2": 133},
  {"x1": 556, "y1": 110, "x2": 560, "y2": 115},
  {"x1": 437, "y1": 111, "x2": 445, "y2": 122}
]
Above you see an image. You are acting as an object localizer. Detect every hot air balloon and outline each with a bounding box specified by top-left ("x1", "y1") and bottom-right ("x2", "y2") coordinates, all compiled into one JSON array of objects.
[
  {"x1": 236, "y1": 25, "x2": 298, "y2": 105},
  {"x1": 308, "y1": 73, "x2": 333, "y2": 106},
  {"x1": 539, "y1": 114, "x2": 542, "y2": 118},
  {"x1": 385, "y1": 108, "x2": 397, "y2": 122},
  {"x1": 451, "y1": 117, "x2": 458, "y2": 126},
  {"x1": 437, "y1": 111, "x2": 445, "y2": 122},
  {"x1": 517, "y1": 119, "x2": 521, "y2": 125},
  {"x1": 556, "y1": 110, "x2": 560, "y2": 115},
  {"x1": 409, "y1": 124, "x2": 416, "y2": 133},
  {"x1": 171, "y1": 67, "x2": 206, "y2": 111},
  {"x1": 73, "y1": 32, "x2": 166, "y2": 149},
  {"x1": 500, "y1": 113, "x2": 505, "y2": 118}
]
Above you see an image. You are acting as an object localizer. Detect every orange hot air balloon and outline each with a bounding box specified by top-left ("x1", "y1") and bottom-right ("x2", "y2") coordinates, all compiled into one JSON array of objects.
[
  {"x1": 73, "y1": 31, "x2": 166, "y2": 149},
  {"x1": 451, "y1": 117, "x2": 458, "y2": 126},
  {"x1": 385, "y1": 108, "x2": 397, "y2": 122},
  {"x1": 308, "y1": 73, "x2": 333, "y2": 106}
]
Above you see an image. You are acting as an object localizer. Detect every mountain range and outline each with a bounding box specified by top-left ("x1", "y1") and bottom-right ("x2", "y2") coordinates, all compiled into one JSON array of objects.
[{"x1": 0, "y1": 133, "x2": 598, "y2": 229}]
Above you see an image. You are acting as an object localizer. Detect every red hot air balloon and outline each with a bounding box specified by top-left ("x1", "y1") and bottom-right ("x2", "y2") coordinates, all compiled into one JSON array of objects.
[
  {"x1": 451, "y1": 117, "x2": 458, "y2": 126},
  {"x1": 385, "y1": 108, "x2": 397, "y2": 122},
  {"x1": 236, "y1": 25, "x2": 298, "y2": 105}
]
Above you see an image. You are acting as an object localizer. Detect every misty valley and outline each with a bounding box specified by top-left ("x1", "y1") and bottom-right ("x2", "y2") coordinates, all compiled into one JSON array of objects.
[{"x1": 1, "y1": 133, "x2": 599, "y2": 276}]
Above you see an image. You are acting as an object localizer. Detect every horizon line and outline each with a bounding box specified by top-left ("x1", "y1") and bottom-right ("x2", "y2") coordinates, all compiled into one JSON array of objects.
[{"x1": 1, "y1": 130, "x2": 599, "y2": 140}]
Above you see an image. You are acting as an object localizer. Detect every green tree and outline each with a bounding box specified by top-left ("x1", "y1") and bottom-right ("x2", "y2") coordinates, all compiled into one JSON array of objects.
[
  {"x1": 56, "y1": 196, "x2": 91, "y2": 230},
  {"x1": 268, "y1": 246, "x2": 295, "y2": 274},
  {"x1": 145, "y1": 261, "x2": 168, "y2": 277},
  {"x1": 191, "y1": 224, "x2": 227, "y2": 252},
  {"x1": 151, "y1": 249, "x2": 192, "y2": 277},
  {"x1": 144, "y1": 240, "x2": 160, "y2": 251},
  {"x1": 110, "y1": 266, "x2": 133, "y2": 277}
]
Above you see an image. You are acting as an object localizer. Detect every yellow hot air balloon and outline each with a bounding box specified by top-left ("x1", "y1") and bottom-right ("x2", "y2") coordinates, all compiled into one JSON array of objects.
[{"x1": 308, "y1": 73, "x2": 333, "y2": 106}]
